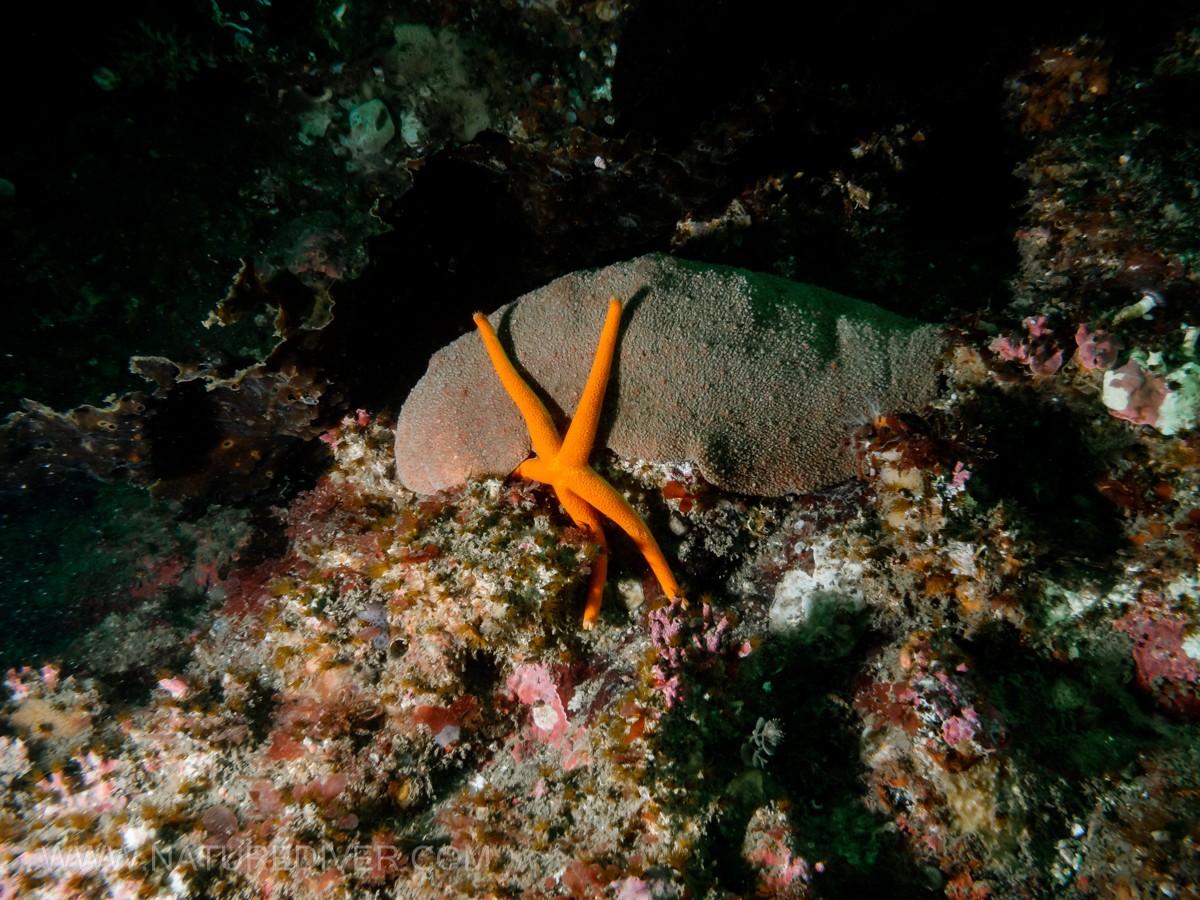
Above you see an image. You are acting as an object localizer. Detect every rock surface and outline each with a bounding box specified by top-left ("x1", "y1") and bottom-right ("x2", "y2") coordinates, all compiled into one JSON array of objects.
[{"x1": 394, "y1": 254, "x2": 945, "y2": 495}]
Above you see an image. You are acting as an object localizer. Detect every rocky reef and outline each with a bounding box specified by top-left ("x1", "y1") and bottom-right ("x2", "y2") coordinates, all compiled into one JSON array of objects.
[{"x1": 3, "y1": 3, "x2": 1200, "y2": 898}]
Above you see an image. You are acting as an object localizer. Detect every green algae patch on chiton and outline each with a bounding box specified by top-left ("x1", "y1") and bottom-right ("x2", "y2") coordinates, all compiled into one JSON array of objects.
[{"x1": 395, "y1": 254, "x2": 946, "y2": 496}]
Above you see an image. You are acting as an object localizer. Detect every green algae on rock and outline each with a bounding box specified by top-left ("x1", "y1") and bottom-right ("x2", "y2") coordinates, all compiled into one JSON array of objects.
[{"x1": 394, "y1": 254, "x2": 946, "y2": 496}]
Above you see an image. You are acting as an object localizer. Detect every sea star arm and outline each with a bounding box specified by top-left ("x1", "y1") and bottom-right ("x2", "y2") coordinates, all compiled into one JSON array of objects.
[
  {"x1": 554, "y1": 484, "x2": 610, "y2": 627},
  {"x1": 548, "y1": 295, "x2": 679, "y2": 606},
  {"x1": 473, "y1": 312, "x2": 562, "y2": 460},
  {"x1": 559, "y1": 297, "x2": 622, "y2": 465},
  {"x1": 565, "y1": 464, "x2": 681, "y2": 602}
]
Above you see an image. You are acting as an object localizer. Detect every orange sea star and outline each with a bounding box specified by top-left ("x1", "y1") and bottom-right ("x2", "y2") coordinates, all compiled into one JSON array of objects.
[{"x1": 473, "y1": 297, "x2": 681, "y2": 627}]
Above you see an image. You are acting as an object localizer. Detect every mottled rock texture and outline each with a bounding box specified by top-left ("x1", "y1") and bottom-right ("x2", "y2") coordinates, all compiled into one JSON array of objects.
[{"x1": 395, "y1": 254, "x2": 945, "y2": 496}]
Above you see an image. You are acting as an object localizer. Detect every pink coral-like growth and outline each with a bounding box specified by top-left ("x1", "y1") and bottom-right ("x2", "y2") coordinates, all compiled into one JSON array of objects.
[
  {"x1": 1074, "y1": 323, "x2": 1120, "y2": 370},
  {"x1": 507, "y1": 663, "x2": 591, "y2": 769},
  {"x1": 1104, "y1": 360, "x2": 1168, "y2": 428},
  {"x1": 508, "y1": 664, "x2": 570, "y2": 744},
  {"x1": 157, "y1": 677, "x2": 189, "y2": 699},
  {"x1": 1115, "y1": 600, "x2": 1200, "y2": 716},
  {"x1": 989, "y1": 316, "x2": 1064, "y2": 376},
  {"x1": 743, "y1": 805, "x2": 811, "y2": 897},
  {"x1": 413, "y1": 695, "x2": 477, "y2": 749},
  {"x1": 941, "y1": 714, "x2": 977, "y2": 746}
]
